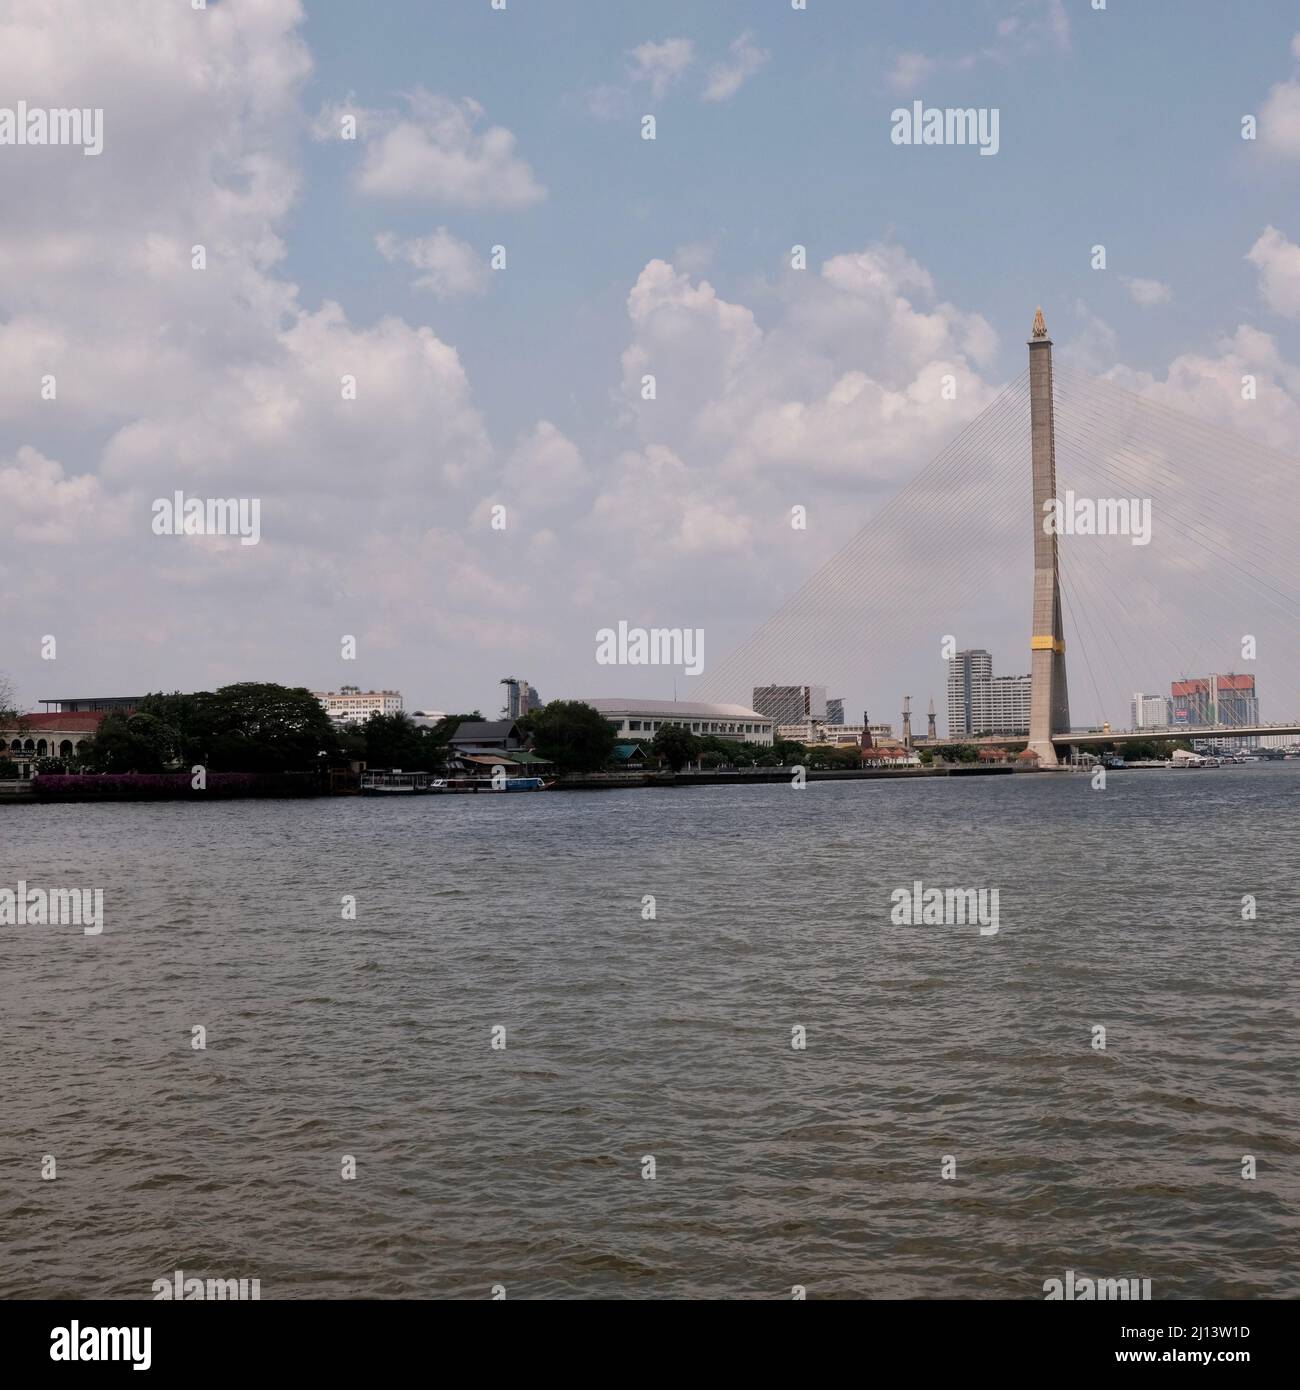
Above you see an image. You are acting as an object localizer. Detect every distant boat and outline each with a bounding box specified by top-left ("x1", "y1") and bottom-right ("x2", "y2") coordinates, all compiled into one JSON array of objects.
[
  {"x1": 360, "y1": 770, "x2": 435, "y2": 794},
  {"x1": 502, "y1": 776, "x2": 552, "y2": 791},
  {"x1": 425, "y1": 776, "x2": 555, "y2": 794}
]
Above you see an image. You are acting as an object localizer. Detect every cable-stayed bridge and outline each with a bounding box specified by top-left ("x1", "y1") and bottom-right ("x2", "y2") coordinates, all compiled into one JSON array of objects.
[{"x1": 692, "y1": 310, "x2": 1300, "y2": 764}]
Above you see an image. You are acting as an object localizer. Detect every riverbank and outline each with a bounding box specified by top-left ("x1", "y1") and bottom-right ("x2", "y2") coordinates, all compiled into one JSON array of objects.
[{"x1": 0, "y1": 763, "x2": 1021, "y2": 802}]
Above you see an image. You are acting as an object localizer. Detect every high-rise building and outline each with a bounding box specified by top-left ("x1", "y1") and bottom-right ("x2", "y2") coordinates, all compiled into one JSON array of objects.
[
  {"x1": 1130, "y1": 692, "x2": 1168, "y2": 729},
  {"x1": 1170, "y1": 675, "x2": 1258, "y2": 729},
  {"x1": 989, "y1": 675, "x2": 1031, "y2": 734},
  {"x1": 826, "y1": 697, "x2": 844, "y2": 725},
  {"x1": 752, "y1": 684, "x2": 827, "y2": 727},
  {"x1": 946, "y1": 650, "x2": 992, "y2": 736},
  {"x1": 501, "y1": 678, "x2": 542, "y2": 720},
  {"x1": 948, "y1": 652, "x2": 1030, "y2": 735}
]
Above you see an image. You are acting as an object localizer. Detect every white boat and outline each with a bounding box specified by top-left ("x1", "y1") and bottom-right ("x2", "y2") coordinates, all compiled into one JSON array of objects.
[{"x1": 360, "y1": 770, "x2": 435, "y2": 794}]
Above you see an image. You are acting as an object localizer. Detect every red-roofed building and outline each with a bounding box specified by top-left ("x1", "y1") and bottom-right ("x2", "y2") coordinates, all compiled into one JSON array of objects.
[{"x1": 2, "y1": 710, "x2": 105, "y2": 772}]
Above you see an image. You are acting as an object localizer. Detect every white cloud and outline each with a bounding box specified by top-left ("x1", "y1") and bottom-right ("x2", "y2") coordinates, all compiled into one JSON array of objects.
[
  {"x1": 342, "y1": 90, "x2": 545, "y2": 208},
  {"x1": 376, "y1": 228, "x2": 489, "y2": 299},
  {"x1": 0, "y1": 446, "x2": 130, "y2": 544},
  {"x1": 628, "y1": 38, "x2": 695, "y2": 99},
  {"x1": 615, "y1": 247, "x2": 1000, "y2": 495},
  {"x1": 1259, "y1": 78, "x2": 1300, "y2": 156},
  {"x1": 702, "y1": 31, "x2": 770, "y2": 103},
  {"x1": 1123, "y1": 276, "x2": 1172, "y2": 307},
  {"x1": 1246, "y1": 226, "x2": 1300, "y2": 317},
  {"x1": 1256, "y1": 34, "x2": 1300, "y2": 157},
  {"x1": 0, "y1": 0, "x2": 542, "y2": 706},
  {"x1": 1105, "y1": 323, "x2": 1300, "y2": 454},
  {"x1": 887, "y1": 0, "x2": 1068, "y2": 93}
]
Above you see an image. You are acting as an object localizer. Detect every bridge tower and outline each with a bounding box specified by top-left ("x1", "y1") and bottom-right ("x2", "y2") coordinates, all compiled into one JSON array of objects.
[{"x1": 1027, "y1": 307, "x2": 1071, "y2": 765}]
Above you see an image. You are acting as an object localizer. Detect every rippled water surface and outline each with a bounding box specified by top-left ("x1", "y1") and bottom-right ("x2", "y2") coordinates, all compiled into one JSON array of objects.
[{"x1": 2, "y1": 766, "x2": 1298, "y2": 1299}]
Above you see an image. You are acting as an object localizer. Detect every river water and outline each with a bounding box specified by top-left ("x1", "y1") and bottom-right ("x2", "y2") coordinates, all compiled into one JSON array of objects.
[{"x1": 2, "y1": 765, "x2": 1297, "y2": 1299}]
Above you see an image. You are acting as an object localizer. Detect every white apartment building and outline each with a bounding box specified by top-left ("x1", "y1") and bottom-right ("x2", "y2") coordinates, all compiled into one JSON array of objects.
[
  {"x1": 948, "y1": 651, "x2": 1031, "y2": 735},
  {"x1": 988, "y1": 675, "x2": 1031, "y2": 734},
  {"x1": 947, "y1": 649, "x2": 993, "y2": 736},
  {"x1": 1130, "y1": 692, "x2": 1169, "y2": 729},
  {"x1": 313, "y1": 685, "x2": 404, "y2": 724}
]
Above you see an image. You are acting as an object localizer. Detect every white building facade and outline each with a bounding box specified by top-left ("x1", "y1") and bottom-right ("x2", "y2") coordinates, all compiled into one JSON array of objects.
[
  {"x1": 313, "y1": 685, "x2": 404, "y2": 724},
  {"x1": 1130, "y1": 692, "x2": 1169, "y2": 730},
  {"x1": 989, "y1": 675, "x2": 1031, "y2": 734},
  {"x1": 947, "y1": 650, "x2": 993, "y2": 736},
  {"x1": 582, "y1": 698, "x2": 773, "y2": 745}
]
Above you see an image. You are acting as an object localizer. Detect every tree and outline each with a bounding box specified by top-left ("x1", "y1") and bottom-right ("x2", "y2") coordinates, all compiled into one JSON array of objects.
[
  {"x1": 200, "y1": 683, "x2": 338, "y2": 772},
  {"x1": 82, "y1": 711, "x2": 178, "y2": 773},
  {"x1": 772, "y1": 739, "x2": 807, "y2": 766},
  {"x1": 0, "y1": 672, "x2": 19, "y2": 722},
  {"x1": 728, "y1": 742, "x2": 757, "y2": 768},
  {"x1": 88, "y1": 684, "x2": 343, "y2": 774},
  {"x1": 651, "y1": 723, "x2": 700, "y2": 772},
  {"x1": 136, "y1": 691, "x2": 214, "y2": 766},
  {"x1": 530, "y1": 700, "x2": 617, "y2": 773},
  {"x1": 363, "y1": 711, "x2": 443, "y2": 771}
]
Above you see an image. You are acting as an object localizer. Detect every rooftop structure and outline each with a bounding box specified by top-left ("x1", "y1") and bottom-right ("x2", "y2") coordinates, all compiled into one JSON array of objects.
[{"x1": 39, "y1": 695, "x2": 144, "y2": 713}]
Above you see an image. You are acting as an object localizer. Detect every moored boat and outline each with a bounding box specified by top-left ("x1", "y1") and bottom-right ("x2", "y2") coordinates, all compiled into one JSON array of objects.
[{"x1": 360, "y1": 770, "x2": 436, "y2": 794}]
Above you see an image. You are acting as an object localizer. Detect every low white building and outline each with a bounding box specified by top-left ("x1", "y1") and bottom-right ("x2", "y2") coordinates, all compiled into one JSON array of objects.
[
  {"x1": 313, "y1": 685, "x2": 404, "y2": 724},
  {"x1": 580, "y1": 698, "x2": 773, "y2": 745},
  {"x1": 778, "y1": 720, "x2": 893, "y2": 744}
]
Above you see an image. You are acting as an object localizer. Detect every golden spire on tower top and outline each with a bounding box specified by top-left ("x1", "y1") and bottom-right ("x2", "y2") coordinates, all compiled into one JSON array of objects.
[{"x1": 1031, "y1": 306, "x2": 1048, "y2": 339}]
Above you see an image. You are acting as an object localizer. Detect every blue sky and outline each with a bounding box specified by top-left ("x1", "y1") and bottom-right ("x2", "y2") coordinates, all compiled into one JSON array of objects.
[
  {"x1": 3, "y1": 0, "x2": 1300, "y2": 726},
  {"x1": 285, "y1": 0, "x2": 1300, "y2": 444}
]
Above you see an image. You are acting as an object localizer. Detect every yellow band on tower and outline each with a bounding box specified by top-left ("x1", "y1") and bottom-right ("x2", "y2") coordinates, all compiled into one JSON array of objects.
[{"x1": 1031, "y1": 634, "x2": 1065, "y2": 653}]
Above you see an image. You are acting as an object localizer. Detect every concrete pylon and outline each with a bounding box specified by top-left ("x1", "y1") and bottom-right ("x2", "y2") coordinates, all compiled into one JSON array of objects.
[{"x1": 1027, "y1": 307, "x2": 1070, "y2": 765}]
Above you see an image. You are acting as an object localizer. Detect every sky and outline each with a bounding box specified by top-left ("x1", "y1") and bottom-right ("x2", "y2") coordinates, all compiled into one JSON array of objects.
[{"x1": 3, "y1": 0, "x2": 1300, "y2": 727}]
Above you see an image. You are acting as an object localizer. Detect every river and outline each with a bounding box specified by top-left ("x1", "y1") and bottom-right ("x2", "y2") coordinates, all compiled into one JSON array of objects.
[{"x1": 2, "y1": 764, "x2": 1297, "y2": 1298}]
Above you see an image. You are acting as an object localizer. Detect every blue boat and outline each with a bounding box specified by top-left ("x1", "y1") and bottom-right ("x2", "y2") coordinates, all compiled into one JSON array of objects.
[{"x1": 503, "y1": 776, "x2": 551, "y2": 791}]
